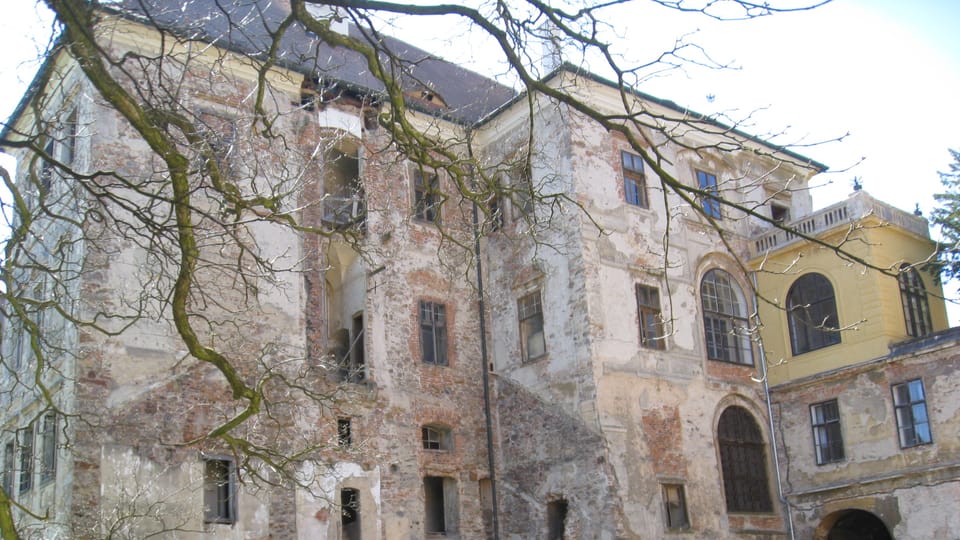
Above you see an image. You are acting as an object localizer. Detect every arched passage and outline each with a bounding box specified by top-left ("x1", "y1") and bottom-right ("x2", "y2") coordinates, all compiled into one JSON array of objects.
[{"x1": 816, "y1": 509, "x2": 893, "y2": 540}]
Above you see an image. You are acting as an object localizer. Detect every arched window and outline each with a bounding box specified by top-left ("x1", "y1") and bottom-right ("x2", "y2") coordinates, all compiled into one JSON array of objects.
[
  {"x1": 899, "y1": 265, "x2": 933, "y2": 338},
  {"x1": 787, "y1": 273, "x2": 840, "y2": 355},
  {"x1": 700, "y1": 269, "x2": 753, "y2": 365},
  {"x1": 717, "y1": 406, "x2": 772, "y2": 513}
]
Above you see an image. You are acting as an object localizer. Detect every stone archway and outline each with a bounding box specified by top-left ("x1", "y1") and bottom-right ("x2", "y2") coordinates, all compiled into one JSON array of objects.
[{"x1": 816, "y1": 509, "x2": 894, "y2": 540}]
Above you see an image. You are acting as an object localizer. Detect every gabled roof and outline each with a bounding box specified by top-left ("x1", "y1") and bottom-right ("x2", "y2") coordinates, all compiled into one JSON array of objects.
[{"x1": 107, "y1": 0, "x2": 518, "y2": 124}]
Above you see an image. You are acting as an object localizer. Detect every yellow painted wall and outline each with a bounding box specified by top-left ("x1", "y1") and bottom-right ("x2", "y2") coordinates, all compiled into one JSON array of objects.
[{"x1": 752, "y1": 217, "x2": 946, "y2": 384}]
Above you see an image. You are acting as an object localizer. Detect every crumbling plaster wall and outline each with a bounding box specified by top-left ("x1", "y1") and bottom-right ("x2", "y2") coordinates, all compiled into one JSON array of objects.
[{"x1": 771, "y1": 341, "x2": 960, "y2": 539}]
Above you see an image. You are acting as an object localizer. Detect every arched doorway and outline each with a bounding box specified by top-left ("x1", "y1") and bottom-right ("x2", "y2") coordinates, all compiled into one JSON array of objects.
[{"x1": 819, "y1": 509, "x2": 893, "y2": 540}]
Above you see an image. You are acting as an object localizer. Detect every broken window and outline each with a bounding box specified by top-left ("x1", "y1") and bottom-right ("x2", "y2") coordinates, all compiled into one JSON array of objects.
[
  {"x1": 338, "y1": 418, "x2": 353, "y2": 448},
  {"x1": 322, "y1": 146, "x2": 365, "y2": 230},
  {"x1": 717, "y1": 406, "x2": 772, "y2": 513},
  {"x1": 547, "y1": 499, "x2": 568, "y2": 540},
  {"x1": 770, "y1": 202, "x2": 790, "y2": 223},
  {"x1": 518, "y1": 291, "x2": 546, "y2": 362},
  {"x1": 413, "y1": 167, "x2": 441, "y2": 223},
  {"x1": 899, "y1": 265, "x2": 933, "y2": 338},
  {"x1": 39, "y1": 413, "x2": 57, "y2": 485},
  {"x1": 419, "y1": 301, "x2": 448, "y2": 366},
  {"x1": 787, "y1": 273, "x2": 840, "y2": 355},
  {"x1": 810, "y1": 399, "x2": 844, "y2": 464},
  {"x1": 341, "y1": 488, "x2": 361, "y2": 540},
  {"x1": 421, "y1": 425, "x2": 452, "y2": 451},
  {"x1": 338, "y1": 312, "x2": 366, "y2": 383},
  {"x1": 18, "y1": 425, "x2": 33, "y2": 494},
  {"x1": 636, "y1": 284, "x2": 665, "y2": 350},
  {"x1": 661, "y1": 484, "x2": 689, "y2": 530},
  {"x1": 424, "y1": 476, "x2": 458, "y2": 535},
  {"x1": 487, "y1": 193, "x2": 504, "y2": 232},
  {"x1": 700, "y1": 269, "x2": 753, "y2": 365},
  {"x1": 892, "y1": 379, "x2": 932, "y2": 448},
  {"x1": 696, "y1": 170, "x2": 722, "y2": 219},
  {"x1": 203, "y1": 456, "x2": 237, "y2": 524},
  {"x1": 621, "y1": 151, "x2": 648, "y2": 208}
]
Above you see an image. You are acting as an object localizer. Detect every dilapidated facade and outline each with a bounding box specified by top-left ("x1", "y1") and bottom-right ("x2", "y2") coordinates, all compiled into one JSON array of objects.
[{"x1": 1, "y1": 1, "x2": 957, "y2": 540}]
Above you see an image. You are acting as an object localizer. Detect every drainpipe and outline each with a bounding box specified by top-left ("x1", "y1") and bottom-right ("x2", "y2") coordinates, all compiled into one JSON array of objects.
[
  {"x1": 750, "y1": 272, "x2": 795, "y2": 540},
  {"x1": 468, "y1": 132, "x2": 501, "y2": 540}
]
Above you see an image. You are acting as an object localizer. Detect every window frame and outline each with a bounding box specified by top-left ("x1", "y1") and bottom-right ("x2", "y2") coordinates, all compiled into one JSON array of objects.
[
  {"x1": 700, "y1": 269, "x2": 753, "y2": 365},
  {"x1": 412, "y1": 167, "x2": 441, "y2": 223},
  {"x1": 661, "y1": 483, "x2": 690, "y2": 531},
  {"x1": 621, "y1": 150, "x2": 649, "y2": 208},
  {"x1": 419, "y1": 301, "x2": 448, "y2": 366},
  {"x1": 696, "y1": 170, "x2": 722, "y2": 219},
  {"x1": 636, "y1": 284, "x2": 665, "y2": 350},
  {"x1": 39, "y1": 413, "x2": 57, "y2": 485},
  {"x1": 899, "y1": 265, "x2": 933, "y2": 338},
  {"x1": 810, "y1": 399, "x2": 845, "y2": 465},
  {"x1": 421, "y1": 425, "x2": 453, "y2": 451},
  {"x1": 787, "y1": 273, "x2": 841, "y2": 355},
  {"x1": 892, "y1": 379, "x2": 933, "y2": 448},
  {"x1": 717, "y1": 406, "x2": 773, "y2": 513},
  {"x1": 203, "y1": 455, "x2": 238, "y2": 525},
  {"x1": 18, "y1": 425, "x2": 33, "y2": 495},
  {"x1": 518, "y1": 290, "x2": 546, "y2": 362}
]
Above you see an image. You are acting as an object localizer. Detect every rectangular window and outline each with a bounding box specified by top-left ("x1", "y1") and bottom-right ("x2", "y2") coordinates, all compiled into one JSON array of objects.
[
  {"x1": 661, "y1": 484, "x2": 689, "y2": 530},
  {"x1": 40, "y1": 413, "x2": 57, "y2": 484},
  {"x1": 337, "y1": 418, "x2": 352, "y2": 447},
  {"x1": 413, "y1": 168, "x2": 441, "y2": 223},
  {"x1": 2, "y1": 441, "x2": 14, "y2": 497},
  {"x1": 892, "y1": 379, "x2": 932, "y2": 448},
  {"x1": 696, "y1": 170, "x2": 722, "y2": 219},
  {"x1": 636, "y1": 284, "x2": 665, "y2": 350},
  {"x1": 419, "y1": 301, "x2": 448, "y2": 365},
  {"x1": 421, "y1": 425, "x2": 452, "y2": 451},
  {"x1": 203, "y1": 457, "x2": 237, "y2": 524},
  {"x1": 518, "y1": 291, "x2": 546, "y2": 362},
  {"x1": 18, "y1": 425, "x2": 33, "y2": 494},
  {"x1": 621, "y1": 151, "x2": 648, "y2": 208},
  {"x1": 810, "y1": 400, "x2": 844, "y2": 464},
  {"x1": 511, "y1": 165, "x2": 534, "y2": 220}
]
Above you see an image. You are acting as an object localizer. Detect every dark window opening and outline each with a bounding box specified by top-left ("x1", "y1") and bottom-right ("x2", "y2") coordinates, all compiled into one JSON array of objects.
[
  {"x1": 413, "y1": 168, "x2": 441, "y2": 223},
  {"x1": 341, "y1": 488, "x2": 361, "y2": 540},
  {"x1": 547, "y1": 499, "x2": 568, "y2": 540},
  {"x1": 338, "y1": 418, "x2": 352, "y2": 447},
  {"x1": 899, "y1": 265, "x2": 933, "y2": 338},
  {"x1": 622, "y1": 151, "x2": 649, "y2": 208},
  {"x1": 488, "y1": 194, "x2": 503, "y2": 232},
  {"x1": 892, "y1": 379, "x2": 932, "y2": 448},
  {"x1": 420, "y1": 302, "x2": 448, "y2": 365},
  {"x1": 771, "y1": 202, "x2": 789, "y2": 223},
  {"x1": 662, "y1": 484, "x2": 689, "y2": 530},
  {"x1": 787, "y1": 273, "x2": 840, "y2": 355},
  {"x1": 518, "y1": 291, "x2": 546, "y2": 362},
  {"x1": 811, "y1": 400, "x2": 845, "y2": 464},
  {"x1": 718, "y1": 406, "x2": 772, "y2": 513},
  {"x1": 696, "y1": 170, "x2": 722, "y2": 218},
  {"x1": 203, "y1": 457, "x2": 237, "y2": 524},
  {"x1": 301, "y1": 75, "x2": 320, "y2": 111},
  {"x1": 636, "y1": 284, "x2": 665, "y2": 350},
  {"x1": 700, "y1": 269, "x2": 753, "y2": 365}
]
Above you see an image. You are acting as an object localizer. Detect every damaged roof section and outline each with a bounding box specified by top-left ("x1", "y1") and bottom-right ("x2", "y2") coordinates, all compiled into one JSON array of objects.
[{"x1": 107, "y1": 0, "x2": 519, "y2": 124}]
